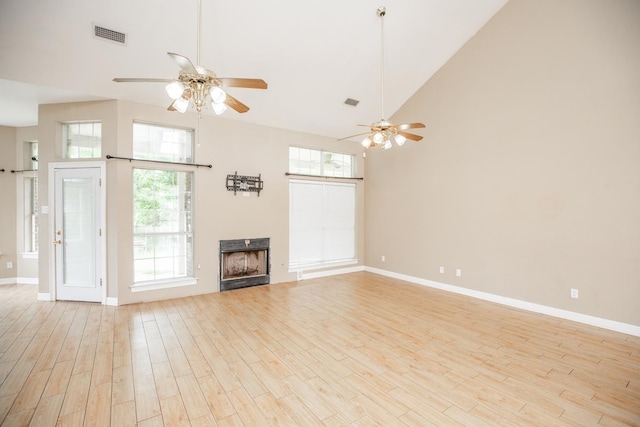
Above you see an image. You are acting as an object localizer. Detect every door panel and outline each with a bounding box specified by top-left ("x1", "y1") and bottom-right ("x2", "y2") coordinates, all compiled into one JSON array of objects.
[{"x1": 54, "y1": 168, "x2": 102, "y2": 302}]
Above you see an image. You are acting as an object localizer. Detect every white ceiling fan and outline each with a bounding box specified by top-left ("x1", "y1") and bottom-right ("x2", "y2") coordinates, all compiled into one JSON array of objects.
[
  {"x1": 113, "y1": 0, "x2": 267, "y2": 116},
  {"x1": 340, "y1": 6, "x2": 425, "y2": 149}
]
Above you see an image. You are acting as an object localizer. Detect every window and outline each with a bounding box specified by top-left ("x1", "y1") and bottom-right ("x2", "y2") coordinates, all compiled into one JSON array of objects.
[
  {"x1": 133, "y1": 122, "x2": 193, "y2": 163},
  {"x1": 289, "y1": 180, "x2": 356, "y2": 269},
  {"x1": 23, "y1": 177, "x2": 38, "y2": 253},
  {"x1": 133, "y1": 169, "x2": 193, "y2": 284},
  {"x1": 23, "y1": 142, "x2": 38, "y2": 254},
  {"x1": 289, "y1": 147, "x2": 354, "y2": 178},
  {"x1": 131, "y1": 122, "x2": 195, "y2": 287},
  {"x1": 63, "y1": 122, "x2": 101, "y2": 158}
]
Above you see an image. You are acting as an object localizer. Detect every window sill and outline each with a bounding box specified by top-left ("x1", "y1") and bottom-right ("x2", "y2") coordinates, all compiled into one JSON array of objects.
[
  {"x1": 289, "y1": 259, "x2": 358, "y2": 273},
  {"x1": 130, "y1": 277, "x2": 197, "y2": 293},
  {"x1": 21, "y1": 252, "x2": 38, "y2": 259}
]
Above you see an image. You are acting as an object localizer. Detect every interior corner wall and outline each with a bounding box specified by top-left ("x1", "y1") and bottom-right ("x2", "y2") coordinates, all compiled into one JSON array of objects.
[
  {"x1": 15, "y1": 126, "x2": 38, "y2": 281},
  {"x1": 364, "y1": 0, "x2": 640, "y2": 326},
  {"x1": 0, "y1": 126, "x2": 17, "y2": 280}
]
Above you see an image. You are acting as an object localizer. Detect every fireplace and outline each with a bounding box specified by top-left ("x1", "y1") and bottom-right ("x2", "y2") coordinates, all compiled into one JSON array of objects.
[{"x1": 219, "y1": 238, "x2": 270, "y2": 291}]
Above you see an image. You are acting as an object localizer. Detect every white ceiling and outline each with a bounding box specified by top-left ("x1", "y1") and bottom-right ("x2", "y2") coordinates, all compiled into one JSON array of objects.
[{"x1": 0, "y1": 0, "x2": 507, "y2": 139}]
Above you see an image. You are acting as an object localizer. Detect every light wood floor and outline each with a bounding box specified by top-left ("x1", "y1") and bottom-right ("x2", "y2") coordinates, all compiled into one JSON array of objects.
[{"x1": 1, "y1": 272, "x2": 639, "y2": 426}]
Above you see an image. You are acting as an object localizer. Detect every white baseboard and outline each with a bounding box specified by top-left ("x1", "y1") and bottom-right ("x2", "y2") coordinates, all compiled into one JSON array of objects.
[
  {"x1": 301, "y1": 265, "x2": 365, "y2": 280},
  {"x1": 365, "y1": 266, "x2": 640, "y2": 337},
  {"x1": 37, "y1": 292, "x2": 52, "y2": 301},
  {"x1": 105, "y1": 297, "x2": 118, "y2": 306},
  {"x1": 0, "y1": 277, "x2": 38, "y2": 285}
]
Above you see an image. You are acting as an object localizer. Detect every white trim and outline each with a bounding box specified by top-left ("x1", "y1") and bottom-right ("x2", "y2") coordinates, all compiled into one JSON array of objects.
[
  {"x1": 300, "y1": 265, "x2": 364, "y2": 280},
  {"x1": 289, "y1": 259, "x2": 358, "y2": 273},
  {"x1": 130, "y1": 277, "x2": 197, "y2": 293},
  {"x1": 21, "y1": 252, "x2": 38, "y2": 259},
  {"x1": 37, "y1": 292, "x2": 52, "y2": 301},
  {"x1": 365, "y1": 267, "x2": 640, "y2": 337},
  {"x1": 0, "y1": 278, "x2": 38, "y2": 286},
  {"x1": 105, "y1": 297, "x2": 118, "y2": 306}
]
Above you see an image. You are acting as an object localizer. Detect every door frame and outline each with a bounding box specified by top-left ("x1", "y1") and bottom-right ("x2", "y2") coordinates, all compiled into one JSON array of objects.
[{"x1": 48, "y1": 161, "x2": 107, "y2": 304}]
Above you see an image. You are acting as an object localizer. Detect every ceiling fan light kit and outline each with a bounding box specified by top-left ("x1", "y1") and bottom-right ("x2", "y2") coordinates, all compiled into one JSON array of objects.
[
  {"x1": 113, "y1": 0, "x2": 266, "y2": 116},
  {"x1": 340, "y1": 6, "x2": 425, "y2": 150}
]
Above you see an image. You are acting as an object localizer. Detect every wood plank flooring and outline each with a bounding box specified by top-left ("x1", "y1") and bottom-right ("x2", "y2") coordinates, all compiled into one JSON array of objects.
[{"x1": 1, "y1": 272, "x2": 639, "y2": 426}]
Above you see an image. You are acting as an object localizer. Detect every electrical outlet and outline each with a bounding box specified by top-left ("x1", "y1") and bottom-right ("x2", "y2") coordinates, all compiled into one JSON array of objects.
[
  {"x1": 381, "y1": 255, "x2": 385, "y2": 262},
  {"x1": 6, "y1": 261, "x2": 13, "y2": 269},
  {"x1": 570, "y1": 288, "x2": 579, "y2": 299},
  {"x1": 455, "y1": 268, "x2": 462, "y2": 277},
  {"x1": 439, "y1": 266, "x2": 444, "y2": 274}
]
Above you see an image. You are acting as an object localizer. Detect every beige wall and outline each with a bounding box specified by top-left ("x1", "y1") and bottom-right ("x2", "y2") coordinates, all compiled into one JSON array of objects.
[
  {"x1": 38, "y1": 100, "x2": 365, "y2": 304},
  {"x1": 365, "y1": 0, "x2": 640, "y2": 325},
  {"x1": 0, "y1": 126, "x2": 17, "y2": 280}
]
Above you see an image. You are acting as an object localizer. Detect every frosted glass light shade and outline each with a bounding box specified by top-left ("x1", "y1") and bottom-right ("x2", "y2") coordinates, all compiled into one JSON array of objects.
[
  {"x1": 361, "y1": 137, "x2": 372, "y2": 148},
  {"x1": 210, "y1": 86, "x2": 227, "y2": 104},
  {"x1": 373, "y1": 132, "x2": 383, "y2": 144},
  {"x1": 212, "y1": 102, "x2": 228, "y2": 115},
  {"x1": 383, "y1": 140, "x2": 392, "y2": 150},
  {"x1": 165, "y1": 82, "x2": 185, "y2": 100},
  {"x1": 394, "y1": 134, "x2": 406, "y2": 146},
  {"x1": 173, "y1": 97, "x2": 189, "y2": 113}
]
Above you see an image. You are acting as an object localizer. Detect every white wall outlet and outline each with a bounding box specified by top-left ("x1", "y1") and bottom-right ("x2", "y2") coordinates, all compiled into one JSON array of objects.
[
  {"x1": 439, "y1": 266, "x2": 445, "y2": 274},
  {"x1": 6, "y1": 261, "x2": 13, "y2": 269},
  {"x1": 455, "y1": 268, "x2": 462, "y2": 277},
  {"x1": 570, "y1": 288, "x2": 579, "y2": 299},
  {"x1": 41, "y1": 206, "x2": 49, "y2": 214},
  {"x1": 381, "y1": 255, "x2": 385, "y2": 262}
]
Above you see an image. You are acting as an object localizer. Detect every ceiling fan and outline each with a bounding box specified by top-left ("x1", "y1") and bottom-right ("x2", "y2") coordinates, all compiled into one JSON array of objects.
[
  {"x1": 340, "y1": 6, "x2": 425, "y2": 149},
  {"x1": 113, "y1": 0, "x2": 267, "y2": 116}
]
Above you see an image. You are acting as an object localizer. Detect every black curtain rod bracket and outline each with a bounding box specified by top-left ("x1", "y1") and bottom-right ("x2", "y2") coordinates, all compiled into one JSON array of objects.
[
  {"x1": 285, "y1": 172, "x2": 364, "y2": 181},
  {"x1": 106, "y1": 155, "x2": 212, "y2": 168}
]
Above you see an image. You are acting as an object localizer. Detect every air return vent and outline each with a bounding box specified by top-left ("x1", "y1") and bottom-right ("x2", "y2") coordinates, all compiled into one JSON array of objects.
[
  {"x1": 344, "y1": 98, "x2": 360, "y2": 107},
  {"x1": 93, "y1": 25, "x2": 127, "y2": 45}
]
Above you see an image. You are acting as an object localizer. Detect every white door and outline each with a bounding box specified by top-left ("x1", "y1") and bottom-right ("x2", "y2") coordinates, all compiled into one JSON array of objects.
[{"x1": 54, "y1": 167, "x2": 103, "y2": 302}]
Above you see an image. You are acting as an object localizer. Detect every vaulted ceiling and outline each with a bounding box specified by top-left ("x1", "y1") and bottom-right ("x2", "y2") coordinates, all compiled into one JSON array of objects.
[{"x1": 0, "y1": 0, "x2": 507, "y2": 139}]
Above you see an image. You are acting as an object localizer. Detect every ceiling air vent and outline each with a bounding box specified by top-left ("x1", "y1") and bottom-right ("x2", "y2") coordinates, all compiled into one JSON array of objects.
[
  {"x1": 93, "y1": 25, "x2": 127, "y2": 45},
  {"x1": 344, "y1": 98, "x2": 359, "y2": 107}
]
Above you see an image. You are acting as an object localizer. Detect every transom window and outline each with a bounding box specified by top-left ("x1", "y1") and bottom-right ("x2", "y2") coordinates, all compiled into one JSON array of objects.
[
  {"x1": 133, "y1": 122, "x2": 193, "y2": 163},
  {"x1": 63, "y1": 122, "x2": 101, "y2": 158},
  {"x1": 289, "y1": 147, "x2": 354, "y2": 178}
]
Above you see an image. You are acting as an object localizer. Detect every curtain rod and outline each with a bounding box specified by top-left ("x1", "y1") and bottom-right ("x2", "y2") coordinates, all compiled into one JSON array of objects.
[
  {"x1": 106, "y1": 155, "x2": 212, "y2": 168},
  {"x1": 11, "y1": 169, "x2": 37, "y2": 173},
  {"x1": 285, "y1": 172, "x2": 364, "y2": 181}
]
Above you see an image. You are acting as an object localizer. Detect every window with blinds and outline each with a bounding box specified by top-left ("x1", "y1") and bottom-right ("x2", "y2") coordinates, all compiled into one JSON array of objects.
[{"x1": 289, "y1": 179, "x2": 356, "y2": 270}]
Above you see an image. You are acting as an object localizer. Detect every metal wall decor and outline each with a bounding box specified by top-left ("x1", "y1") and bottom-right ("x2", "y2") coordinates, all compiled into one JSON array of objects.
[{"x1": 226, "y1": 171, "x2": 263, "y2": 196}]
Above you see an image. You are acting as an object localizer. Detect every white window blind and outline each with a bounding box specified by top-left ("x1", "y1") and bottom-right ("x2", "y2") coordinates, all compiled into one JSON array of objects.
[{"x1": 289, "y1": 180, "x2": 355, "y2": 269}]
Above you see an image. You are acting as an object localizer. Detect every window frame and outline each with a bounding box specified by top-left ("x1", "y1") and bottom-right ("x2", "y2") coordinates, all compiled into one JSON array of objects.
[
  {"x1": 62, "y1": 121, "x2": 102, "y2": 159},
  {"x1": 288, "y1": 179, "x2": 357, "y2": 271},
  {"x1": 289, "y1": 146, "x2": 355, "y2": 178}
]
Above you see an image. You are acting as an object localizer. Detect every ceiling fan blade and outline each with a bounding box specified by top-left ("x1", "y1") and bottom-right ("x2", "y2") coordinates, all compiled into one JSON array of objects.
[
  {"x1": 397, "y1": 131, "x2": 423, "y2": 142},
  {"x1": 338, "y1": 131, "x2": 371, "y2": 141},
  {"x1": 113, "y1": 78, "x2": 174, "y2": 83},
  {"x1": 167, "y1": 52, "x2": 199, "y2": 74},
  {"x1": 218, "y1": 78, "x2": 268, "y2": 90},
  {"x1": 167, "y1": 102, "x2": 177, "y2": 111},
  {"x1": 225, "y1": 94, "x2": 250, "y2": 113},
  {"x1": 395, "y1": 122, "x2": 426, "y2": 130}
]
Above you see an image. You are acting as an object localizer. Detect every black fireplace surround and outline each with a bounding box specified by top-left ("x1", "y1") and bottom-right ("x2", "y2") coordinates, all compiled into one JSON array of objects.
[{"x1": 219, "y1": 238, "x2": 270, "y2": 291}]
